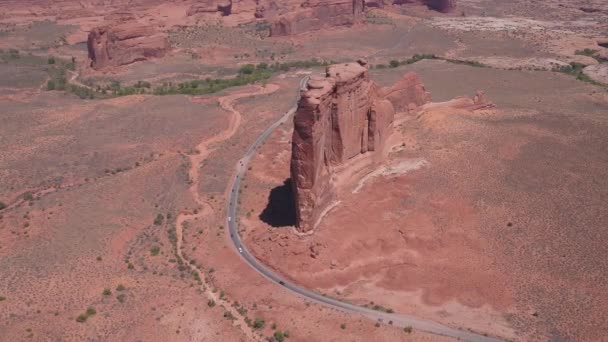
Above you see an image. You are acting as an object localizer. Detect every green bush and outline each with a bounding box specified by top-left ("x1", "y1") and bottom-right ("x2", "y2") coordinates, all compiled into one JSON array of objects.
[
  {"x1": 22, "y1": 192, "x2": 34, "y2": 201},
  {"x1": 239, "y1": 64, "x2": 256, "y2": 75},
  {"x1": 253, "y1": 318, "x2": 265, "y2": 329},
  {"x1": 154, "y1": 214, "x2": 164, "y2": 226},
  {"x1": 273, "y1": 331, "x2": 285, "y2": 342}
]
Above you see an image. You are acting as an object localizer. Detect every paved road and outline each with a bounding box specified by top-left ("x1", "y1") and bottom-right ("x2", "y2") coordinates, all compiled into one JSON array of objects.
[{"x1": 226, "y1": 77, "x2": 505, "y2": 342}]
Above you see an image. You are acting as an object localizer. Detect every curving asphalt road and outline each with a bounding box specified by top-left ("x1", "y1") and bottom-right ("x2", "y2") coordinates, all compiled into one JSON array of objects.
[{"x1": 226, "y1": 77, "x2": 505, "y2": 342}]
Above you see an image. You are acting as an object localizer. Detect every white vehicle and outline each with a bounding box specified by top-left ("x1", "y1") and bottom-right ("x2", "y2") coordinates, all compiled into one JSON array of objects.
[
  {"x1": 238, "y1": 247, "x2": 243, "y2": 253},
  {"x1": 228, "y1": 217, "x2": 231, "y2": 222}
]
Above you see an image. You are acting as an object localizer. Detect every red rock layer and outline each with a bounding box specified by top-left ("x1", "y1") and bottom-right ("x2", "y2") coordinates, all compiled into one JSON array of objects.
[
  {"x1": 186, "y1": 0, "x2": 456, "y2": 36},
  {"x1": 87, "y1": 22, "x2": 171, "y2": 70},
  {"x1": 290, "y1": 61, "x2": 431, "y2": 232}
]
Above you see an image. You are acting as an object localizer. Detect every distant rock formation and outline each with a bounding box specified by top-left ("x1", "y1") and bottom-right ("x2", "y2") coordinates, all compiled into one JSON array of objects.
[
  {"x1": 186, "y1": 0, "x2": 456, "y2": 36},
  {"x1": 87, "y1": 22, "x2": 171, "y2": 70},
  {"x1": 290, "y1": 60, "x2": 431, "y2": 232}
]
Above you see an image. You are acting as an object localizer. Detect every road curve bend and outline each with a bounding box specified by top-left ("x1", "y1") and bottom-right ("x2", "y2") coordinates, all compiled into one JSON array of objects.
[{"x1": 226, "y1": 77, "x2": 505, "y2": 342}]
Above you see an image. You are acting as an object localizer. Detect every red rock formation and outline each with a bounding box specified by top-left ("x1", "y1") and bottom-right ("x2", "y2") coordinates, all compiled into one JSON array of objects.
[
  {"x1": 425, "y1": 0, "x2": 456, "y2": 13},
  {"x1": 268, "y1": 0, "x2": 366, "y2": 36},
  {"x1": 187, "y1": 0, "x2": 233, "y2": 16},
  {"x1": 87, "y1": 22, "x2": 171, "y2": 70},
  {"x1": 380, "y1": 72, "x2": 431, "y2": 112},
  {"x1": 291, "y1": 60, "x2": 431, "y2": 232}
]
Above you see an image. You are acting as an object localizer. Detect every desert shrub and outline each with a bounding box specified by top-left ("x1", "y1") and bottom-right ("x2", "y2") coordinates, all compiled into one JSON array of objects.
[
  {"x1": 102, "y1": 289, "x2": 112, "y2": 296},
  {"x1": 47, "y1": 80, "x2": 56, "y2": 90},
  {"x1": 0, "y1": 296, "x2": 6, "y2": 301},
  {"x1": 239, "y1": 64, "x2": 256, "y2": 75},
  {"x1": 154, "y1": 214, "x2": 164, "y2": 226},
  {"x1": 404, "y1": 326, "x2": 413, "y2": 333},
  {"x1": 273, "y1": 331, "x2": 285, "y2": 342},
  {"x1": 0, "y1": 202, "x2": 6, "y2": 210},
  {"x1": 444, "y1": 58, "x2": 486, "y2": 67},
  {"x1": 116, "y1": 294, "x2": 126, "y2": 303},
  {"x1": 389, "y1": 60, "x2": 400, "y2": 68},
  {"x1": 48, "y1": 57, "x2": 55, "y2": 64},
  {"x1": 340, "y1": 323, "x2": 346, "y2": 329},
  {"x1": 150, "y1": 246, "x2": 160, "y2": 256},
  {"x1": 22, "y1": 192, "x2": 34, "y2": 201},
  {"x1": 76, "y1": 314, "x2": 88, "y2": 323},
  {"x1": 86, "y1": 307, "x2": 96, "y2": 316},
  {"x1": 116, "y1": 284, "x2": 125, "y2": 291},
  {"x1": 253, "y1": 318, "x2": 265, "y2": 329},
  {"x1": 207, "y1": 299, "x2": 215, "y2": 307}
]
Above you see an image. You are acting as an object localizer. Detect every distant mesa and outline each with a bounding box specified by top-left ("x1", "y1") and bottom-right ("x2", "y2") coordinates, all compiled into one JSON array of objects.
[
  {"x1": 290, "y1": 60, "x2": 431, "y2": 232},
  {"x1": 87, "y1": 22, "x2": 171, "y2": 71},
  {"x1": 187, "y1": 0, "x2": 457, "y2": 36}
]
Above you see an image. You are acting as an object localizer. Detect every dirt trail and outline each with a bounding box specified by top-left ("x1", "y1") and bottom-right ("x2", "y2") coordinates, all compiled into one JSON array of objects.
[{"x1": 174, "y1": 83, "x2": 279, "y2": 341}]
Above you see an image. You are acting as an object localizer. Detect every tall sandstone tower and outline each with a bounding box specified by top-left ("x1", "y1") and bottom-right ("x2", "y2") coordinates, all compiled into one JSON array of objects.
[{"x1": 290, "y1": 60, "x2": 431, "y2": 232}]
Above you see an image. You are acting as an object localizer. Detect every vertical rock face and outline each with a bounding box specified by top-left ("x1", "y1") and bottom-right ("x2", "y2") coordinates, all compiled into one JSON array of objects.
[
  {"x1": 87, "y1": 22, "x2": 171, "y2": 70},
  {"x1": 425, "y1": 0, "x2": 456, "y2": 13},
  {"x1": 268, "y1": 0, "x2": 366, "y2": 36},
  {"x1": 290, "y1": 60, "x2": 431, "y2": 232}
]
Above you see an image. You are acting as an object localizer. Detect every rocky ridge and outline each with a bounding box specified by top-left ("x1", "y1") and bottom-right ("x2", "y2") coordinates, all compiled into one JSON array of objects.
[{"x1": 87, "y1": 22, "x2": 171, "y2": 70}]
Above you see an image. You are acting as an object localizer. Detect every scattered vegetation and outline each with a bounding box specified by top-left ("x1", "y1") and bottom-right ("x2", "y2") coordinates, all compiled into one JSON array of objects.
[
  {"x1": 152, "y1": 59, "x2": 331, "y2": 96},
  {"x1": 116, "y1": 284, "x2": 126, "y2": 291},
  {"x1": 404, "y1": 326, "x2": 413, "y2": 333},
  {"x1": 116, "y1": 294, "x2": 126, "y2": 303},
  {"x1": 272, "y1": 330, "x2": 288, "y2": 342},
  {"x1": 207, "y1": 299, "x2": 215, "y2": 308},
  {"x1": 253, "y1": 317, "x2": 265, "y2": 329},
  {"x1": 553, "y1": 62, "x2": 607, "y2": 87},
  {"x1": 154, "y1": 214, "x2": 164, "y2": 226},
  {"x1": 366, "y1": 11, "x2": 394, "y2": 25},
  {"x1": 150, "y1": 246, "x2": 161, "y2": 256},
  {"x1": 75, "y1": 307, "x2": 96, "y2": 323},
  {"x1": 575, "y1": 48, "x2": 607, "y2": 64},
  {"x1": 0, "y1": 202, "x2": 6, "y2": 210},
  {"x1": 22, "y1": 192, "x2": 34, "y2": 201},
  {"x1": 102, "y1": 289, "x2": 112, "y2": 296},
  {"x1": 0, "y1": 296, "x2": 5, "y2": 301},
  {"x1": 340, "y1": 323, "x2": 346, "y2": 329},
  {"x1": 374, "y1": 54, "x2": 487, "y2": 69}
]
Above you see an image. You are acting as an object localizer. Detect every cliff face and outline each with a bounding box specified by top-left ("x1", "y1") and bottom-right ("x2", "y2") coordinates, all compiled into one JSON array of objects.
[
  {"x1": 187, "y1": 0, "x2": 455, "y2": 36},
  {"x1": 87, "y1": 22, "x2": 171, "y2": 70},
  {"x1": 290, "y1": 61, "x2": 431, "y2": 232}
]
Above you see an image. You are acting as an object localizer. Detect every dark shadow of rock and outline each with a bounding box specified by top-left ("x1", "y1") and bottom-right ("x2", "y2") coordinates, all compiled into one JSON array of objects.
[{"x1": 259, "y1": 178, "x2": 296, "y2": 227}]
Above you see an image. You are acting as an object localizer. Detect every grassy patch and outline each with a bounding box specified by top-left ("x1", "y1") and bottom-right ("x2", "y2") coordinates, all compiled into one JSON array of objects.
[
  {"x1": 575, "y1": 49, "x2": 607, "y2": 64},
  {"x1": 553, "y1": 62, "x2": 608, "y2": 88}
]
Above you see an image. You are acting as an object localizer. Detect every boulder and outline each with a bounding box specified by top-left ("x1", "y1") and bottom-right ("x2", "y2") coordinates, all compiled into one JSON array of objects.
[{"x1": 87, "y1": 22, "x2": 171, "y2": 70}]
